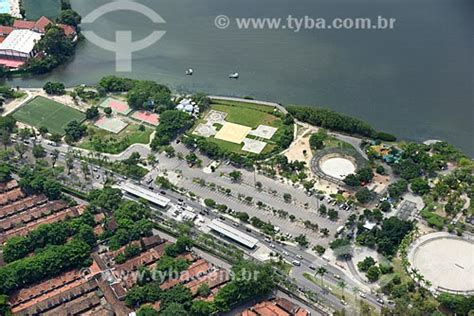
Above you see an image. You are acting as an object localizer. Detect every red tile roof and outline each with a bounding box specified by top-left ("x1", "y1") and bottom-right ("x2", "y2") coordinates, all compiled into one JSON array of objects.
[
  {"x1": 0, "y1": 26, "x2": 13, "y2": 35},
  {"x1": 34, "y1": 16, "x2": 52, "y2": 33},
  {"x1": 13, "y1": 19, "x2": 36, "y2": 30},
  {"x1": 240, "y1": 298, "x2": 311, "y2": 316},
  {"x1": 60, "y1": 24, "x2": 76, "y2": 36},
  {"x1": 12, "y1": 16, "x2": 76, "y2": 36}
]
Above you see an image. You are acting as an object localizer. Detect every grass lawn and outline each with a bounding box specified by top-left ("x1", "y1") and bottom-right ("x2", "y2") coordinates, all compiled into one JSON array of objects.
[
  {"x1": 191, "y1": 100, "x2": 287, "y2": 155},
  {"x1": 12, "y1": 96, "x2": 85, "y2": 135},
  {"x1": 78, "y1": 124, "x2": 153, "y2": 154},
  {"x1": 324, "y1": 136, "x2": 354, "y2": 149},
  {"x1": 211, "y1": 101, "x2": 280, "y2": 128},
  {"x1": 211, "y1": 99, "x2": 276, "y2": 113}
]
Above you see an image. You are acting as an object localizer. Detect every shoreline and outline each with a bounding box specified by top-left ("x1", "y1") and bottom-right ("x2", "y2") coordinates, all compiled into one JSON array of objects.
[{"x1": 4, "y1": 88, "x2": 458, "y2": 157}]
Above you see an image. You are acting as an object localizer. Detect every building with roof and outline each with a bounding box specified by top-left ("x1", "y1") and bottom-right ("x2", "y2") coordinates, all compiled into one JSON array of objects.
[
  {"x1": 176, "y1": 98, "x2": 199, "y2": 114},
  {"x1": 208, "y1": 219, "x2": 259, "y2": 248},
  {"x1": 120, "y1": 182, "x2": 170, "y2": 208},
  {"x1": 0, "y1": 29, "x2": 41, "y2": 59},
  {"x1": 0, "y1": 16, "x2": 77, "y2": 68},
  {"x1": 240, "y1": 297, "x2": 311, "y2": 316}
]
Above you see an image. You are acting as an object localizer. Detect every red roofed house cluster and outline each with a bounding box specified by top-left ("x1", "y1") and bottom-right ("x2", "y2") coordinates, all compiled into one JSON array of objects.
[
  {"x1": 241, "y1": 297, "x2": 311, "y2": 316},
  {"x1": 0, "y1": 16, "x2": 77, "y2": 69}
]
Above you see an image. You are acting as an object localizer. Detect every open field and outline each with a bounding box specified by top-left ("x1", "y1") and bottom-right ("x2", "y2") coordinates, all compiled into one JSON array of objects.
[
  {"x1": 210, "y1": 101, "x2": 279, "y2": 128},
  {"x1": 12, "y1": 96, "x2": 85, "y2": 135},
  {"x1": 192, "y1": 100, "x2": 283, "y2": 155},
  {"x1": 78, "y1": 124, "x2": 153, "y2": 154}
]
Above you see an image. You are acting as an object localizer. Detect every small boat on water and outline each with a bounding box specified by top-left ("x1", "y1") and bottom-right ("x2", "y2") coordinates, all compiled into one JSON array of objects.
[
  {"x1": 229, "y1": 72, "x2": 239, "y2": 79},
  {"x1": 185, "y1": 68, "x2": 193, "y2": 75}
]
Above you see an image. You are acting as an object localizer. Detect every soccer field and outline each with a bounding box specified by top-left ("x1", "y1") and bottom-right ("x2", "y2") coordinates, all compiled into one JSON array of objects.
[{"x1": 12, "y1": 96, "x2": 86, "y2": 135}]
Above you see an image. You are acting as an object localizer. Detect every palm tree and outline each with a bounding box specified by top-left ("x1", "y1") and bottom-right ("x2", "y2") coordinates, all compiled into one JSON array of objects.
[
  {"x1": 338, "y1": 280, "x2": 347, "y2": 298},
  {"x1": 316, "y1": 267, "x2": 327, "y2": 286},
  {"x1": 51, "y1": 149, "x2": 60, "y2": 168},
  {"x1": 14, "y1": 143, "x2": 27, "y2": 159},
  {"x1": 65, "y1": 152, "x2": 74, "y2": 175},
  {"x1": 352, "y1": 286, "x2": 360, "y2": 303},
  {"x1": 413, "y1": 226, "x2": 420, "y2": 238}
]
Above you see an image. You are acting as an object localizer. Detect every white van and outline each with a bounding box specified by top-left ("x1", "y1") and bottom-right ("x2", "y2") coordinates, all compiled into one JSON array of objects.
[{"x1": 292, "y1": 260, "x2": 301, "y2": 266}]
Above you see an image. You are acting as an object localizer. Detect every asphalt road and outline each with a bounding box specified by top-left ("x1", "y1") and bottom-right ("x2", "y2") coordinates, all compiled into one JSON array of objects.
[{"x1": 15, "y1": 137, "x2": 386, "y2": 313}]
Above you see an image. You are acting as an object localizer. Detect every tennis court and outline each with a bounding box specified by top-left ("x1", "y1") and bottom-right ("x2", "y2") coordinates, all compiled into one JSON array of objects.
[
  {"x1": 94, "y1": 116, "x2": 128, "y2": 134},
  {"x1": 12, "y1": 96, "x2": 86, "y2": 135},
  {"x1": 131, "y1": 110, "x2": 159, "y2": 126},
  {"x1": 98, "y1": 97, "x2": 132, "y2": 115}
]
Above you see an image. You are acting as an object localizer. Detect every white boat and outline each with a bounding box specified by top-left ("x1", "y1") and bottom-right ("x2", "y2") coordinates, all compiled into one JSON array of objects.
[
  {"x1": 185, "y1": 68, "x2": 193, "y2": 75},
  {"x1": 228, "y1": 72, "x2": 239, "y2": 79}
]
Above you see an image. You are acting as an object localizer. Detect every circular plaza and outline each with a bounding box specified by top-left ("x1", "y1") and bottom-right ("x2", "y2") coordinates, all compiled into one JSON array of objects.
[
  {"x1": 319, "y1": 156, "x2": 356, "y2": 180},
  {"x1": 408, "y1": 233, "x2": 474, "y2": 293},
  {"x1": 311, "y1": 147, "x2": 367, "y2": 184}
]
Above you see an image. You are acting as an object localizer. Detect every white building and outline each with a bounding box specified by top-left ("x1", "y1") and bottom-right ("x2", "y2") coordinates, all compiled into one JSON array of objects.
[
  {"x1": 120, "y1": 182, "x2": 170, "y2": 208},
  {"x1": 176, "y1": 98, "x2": 198, "y2": 114},
  {"x1": 208, "y1": 219, "x2": 259, "y2": 249},
  {"x1": 0, "y1": 29, "x2": 42, "y2": 60}
]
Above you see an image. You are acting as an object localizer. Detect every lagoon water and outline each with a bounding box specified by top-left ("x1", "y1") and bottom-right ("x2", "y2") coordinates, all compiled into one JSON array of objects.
[{"x1": 11, "y1": 0, "x2": 474, "y2": 155}]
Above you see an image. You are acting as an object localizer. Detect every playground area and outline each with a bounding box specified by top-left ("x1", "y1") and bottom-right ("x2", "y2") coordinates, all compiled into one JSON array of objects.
[
  {"x1": 12, "y1": 96, "x2": 85, "y2": 135},
  {"x1": 408, "y1": 233, "x2": 474, "y2": 293},
  {"x1": 98, "y1": 97, "x2": 132, "y2": 115}
]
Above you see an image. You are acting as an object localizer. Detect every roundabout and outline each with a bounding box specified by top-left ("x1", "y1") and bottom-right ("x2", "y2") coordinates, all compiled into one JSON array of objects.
[{"x1": 408, "y1": 233, "x2": 474, "y2": 293}]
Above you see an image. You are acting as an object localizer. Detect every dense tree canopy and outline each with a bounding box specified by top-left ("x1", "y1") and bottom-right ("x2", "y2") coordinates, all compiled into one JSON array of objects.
[
  {"x1": 127, "y1": 80, "x2": 173, "y2": 111},
  {"x1": 287, "y1": 105, "x2": 376, "y2": 137},
  {"x1": 0, "y1": 162, "x2": 11, "y2": 182},
  {"x1": 151, "y1": 110, "x2": 192, "y2": 148},
  {"x1": 85, "y1": 106, "x2": 100, "y2": 120},
  {"x1": 387, "y1": 179, "x2": 408, "y2": 199},
  {"x1": 24, "y1": 25, "x2": 76, "y2": 74},
  {"x1": 214, "y1": 261, "x2": 274, "y2": 311},
  {"x1": 357, "y1": 217, "x2": 413, "y2": 257},
  {"x1": 57, "y1": 8, "x2": 82, "y2": 27},
  {"x1": 98, "y1": 76, "x2": 135, "y2": 92},
  {"x1": 18, "y1": 166, "x2": 63, "y2": 200},
  {"x1": 64, "y1": 120, "x2": 87, "y2": 143},
  {"x1": 3, "y1": 212, "x2": 95, "y2": 262},
  {"x1": 0, "y1": 239, "x2": 91, "y2": 294},
  {"x1": 43, "y1": 81, "x2": 65, "y2": 95}
]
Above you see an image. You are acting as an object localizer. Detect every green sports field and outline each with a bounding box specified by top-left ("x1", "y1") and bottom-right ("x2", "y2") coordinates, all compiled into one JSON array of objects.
[{"x1": 12, "y1": 96, "x2": 86, "y2": 135}]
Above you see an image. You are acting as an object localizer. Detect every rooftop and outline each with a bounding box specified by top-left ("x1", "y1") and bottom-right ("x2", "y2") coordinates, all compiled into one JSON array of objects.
[
  {"x1": 240, "y1": 297, "x2": 311, "y2": 316},
  {"x1": 208, "y1": 219, "x2": 259, "y2": 248},
  {"x1": 0, "y1": 29, "x2": 42, "y2": 54},
  {"x1": 121, "y1": 182, "x2": 170, "y2": 207}
]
